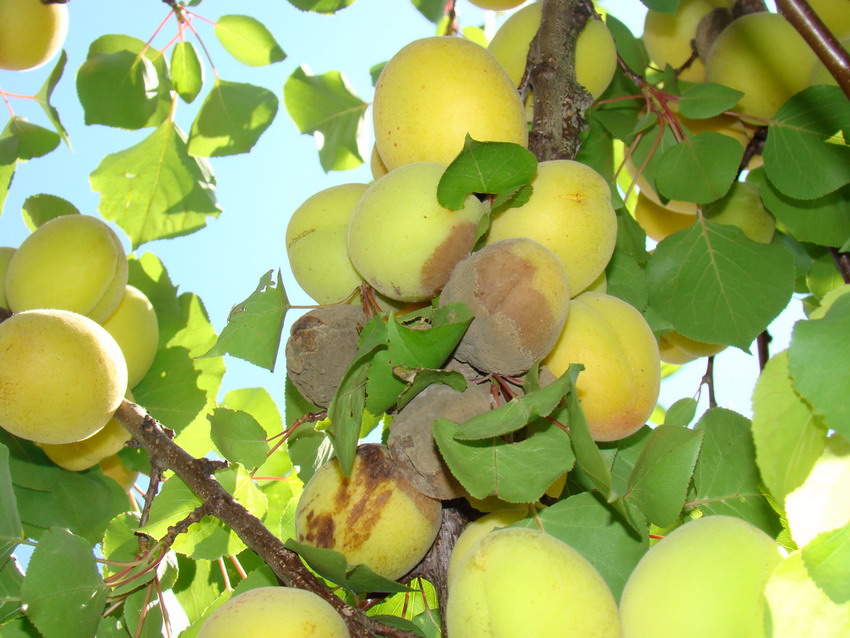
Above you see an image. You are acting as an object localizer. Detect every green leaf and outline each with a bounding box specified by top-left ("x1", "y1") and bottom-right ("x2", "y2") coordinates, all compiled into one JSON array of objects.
[
  {"x1": 663, "y1": 398, "x2": 697, "y2": 427},
  {"x1": 763, "y1": 85, "x2": 850, "y2": 200},
  {"x1": 141, "y1": 466, "x2": 267, "y2": 560},
  {"x1": 214, "y1": 15, "x2": 286, "y2": 66},
  {"x1": 91, "y1": 120, "x2": 221, "y2": 249},
  {"x1": 626, "y1": 425, "x2": 704, "y2": 528},
  {"x1": 433, "y1": 417, "x2": 574, "y2": 504},
  {"x1": 766, "y1": 551, "x2": 850, "y2": 638},
  {"x1": 286, "y1": 0, "x2": 355, "y2": 12},
  {"x1": 678, "y1": 83, "x2": 745, "y2": 119},
  {"x1": 437, "y1": 136, "x2": 537, "y2": 210},
  {"x1": 84, "y1": 35, "x2": 173, "y2": 129},
  {"x1": 171, "y1": 557, "x2": 225, "y2": 626},
  {"x1": 200, "y1": 270, "x2": 289, "y2": 371},
  {"x1": 605, "y1": 15, "x2": 648, "y2": 75},
  {"x1": 171, "y1": 41, "x2": 204, "y2": 103},
  {"x1": 394, "y1": 367, "x2": 467, "y2": 411},
  {"x1": 752, "y1": 351, "x2": 828, "y2": 503},
  {"x1": 515, "y1": 492, "x2": 649, "y2": 601},
  {"x1": 0, "y1": 445, "x2": 21, "y2": 558},
  {"x1": 0, "y1": 136, "x2": 17, "y2": 214},
  {"x1": 21, "y1": 193, "x2": 79, "y2": 230},
  {"x1": 0, "y1": 431, "x2": 128, "y2": 544},
  {"x1": 35, "y1": 50, "x2": 70, "y2": 146},
  {"x1": 188, "y1": 80, "x2": 279, "y2": 157},
  {"x1": 0, "y1": 553, "x2": 24, "y2": 625},
  {"x1": 802, "y1": 523, "x2": 850, "y2": 604},
  {"x1": 452, "y1": 369, "x2": 574, "y2": 440},
  {"x1": 410, "y1": 0, "x2": 443, "y2": 22},
  {"x1": 788, "y1": 294, "x2": 850, "y2": 438},
  {"x1": 751, "y1": 168, "x2": 850, "y2": 248},
  {"x1": 209, "y1": 408, "x2": 270, "y2": 469},
  {"x1": 283, "y1": 539, "x2": 410, "y2": 593},
  {"x1": 123, "y1": 587, "x2": 163, "y2": 638},
  {"x1": 5, "y1": 117, "x2": 60, "y2": 160},
  {"x1": 646, "y1": 221, "x2": 795, "y2": 349},
  {"x1": 655, "y1": 131, "x2": 744, "y2": 204},
  {"x1": 639, "y1": 0, "x2": 680, "y2": 13},
  {"x1": 605, "y1": 250, "x2": 649, "y2": 311},
  {"x1": 284, "y1": 65, "x2": 367, "y2": 172},
  {"x1": 21, "y1": 528, "x2": 106, "y2": 638},
  {"x1": 222, "y1": 387, "x2": 283, "y2": 438},
  {"x1": 689, "y1": 408, "x2": 781, "y2": 535},
  {"x1": 76, "y1": 49, "x2": 158, "y2": 130},
  {"x1": 365, "y1": 305, "x2": 473, "y2": 416}
]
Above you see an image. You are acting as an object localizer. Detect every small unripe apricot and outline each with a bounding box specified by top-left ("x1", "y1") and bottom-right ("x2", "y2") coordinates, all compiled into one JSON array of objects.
[
  {"x1": 295, "y1": 444, "x2": 442, "y2": 580},
  {"x1": 440, "y1": 238, "x2": 571, "y2": 376},
  {"x1": 101, "y1": 286, "x2": 159, "y2": 388}
]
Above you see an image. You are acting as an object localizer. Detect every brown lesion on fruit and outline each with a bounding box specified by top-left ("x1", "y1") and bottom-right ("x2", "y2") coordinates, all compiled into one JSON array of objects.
[
  {"x1": 301, "y1": 510, "x2": 336, "y2": 548},
  {"x1": 420, "y1": 222, "x2": 476, "y2": 298},
  {"x1": 344, "y1": 487, "x2": 392, "y2": 551}
]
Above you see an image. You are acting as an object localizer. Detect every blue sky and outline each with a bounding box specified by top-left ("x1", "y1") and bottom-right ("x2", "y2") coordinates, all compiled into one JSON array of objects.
[{"x1": 0, "y1": 0, "x2": 799, "y2": 421}]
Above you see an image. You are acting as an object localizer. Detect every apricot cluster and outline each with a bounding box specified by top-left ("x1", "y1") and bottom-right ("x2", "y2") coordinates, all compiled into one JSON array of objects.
[
  {"x1": 0, "y1": 214, "x2": 159, "y2": 477},
  {"x1": 283, "y1": 18, "x2": 662, "y2": 597}
]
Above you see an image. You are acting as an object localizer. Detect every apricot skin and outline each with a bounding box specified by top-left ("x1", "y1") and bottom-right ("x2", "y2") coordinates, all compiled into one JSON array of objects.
[
  {"x1": 544, "y1": 292, "x2": 660, "y2": 442},
  {"x1": 5, "y1": 215, "x2": 128, "y2": 323},
  {"x1": 373, "y1": 36, "x2": 527, "y2": 171},
  {"x1": 101, "y1": 285, "x2": 159, "y2": 388},
  {"x1": 0, "y1": 309, "x2": 128, "y2": 445},
  {"x1": 197, "y1": 586, "x2": 350, "y2": 638},
  {"x1": 294, "y1": 444, "x2": 442, "y2": 581},
  {"x1": 0, "y1": 0, "x2": 69, "y2": 71}
]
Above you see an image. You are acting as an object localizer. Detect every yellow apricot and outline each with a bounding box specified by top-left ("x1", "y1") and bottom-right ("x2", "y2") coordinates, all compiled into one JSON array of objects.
[
  {"x1": 486, "y1": 160, "x2": 617, "y2": 296},
  {"x1": 5, "y1": 215, "x2": 128, "y2": 323},
  {"x1": 347, "y1": 162, "x2": 485, "y2": 302},
  {"x1": 544, "y1": 292, "x2": 660, "y2": 442},
  {"x1": 98, "y1": 454, "x2": 138, "y2": 491},
  {"x1": 707, "y1": 12, "x2": 817, "y2": 121},
  {"x1": 369, "y1": 144, "x2": 389, "y2": 180},
  {"x1": 633, "y1": 192, "x2": 695, "y2": 242},
  {"x1": 0, "y1": 246, "x2": 14, "y2": 309},
  {"x1": 808, "y1": 0, "x2": 850, "y2": 38},
  {"x1": 42, "y1": 391, "x2": 134, "y2": 471},
  {"x1": 101, "y1": 286, "x2": 159, "y2": 388},
  {"x1": 488, "y1": 3, "x2": 618, "y2": 101},
  {"x1": 198, "y1": 586, "x2": 350, "y2": 638},
  {"x1": 0, "y1": 309, "x2": 128, "y2": 445},
  {"x1": 295, "y1": 444, "x2": 442, "y2": 580},
  {"x1": 447, "y1": 508, "x2": 528, "y2": 586},
  {"x1": 286, "y1": 183, "x2": 369, "y2": 304},
  {"x1": 659, "y1": 331, "x2": 726, "y2": 365},
  {"x1": 0, "y1": 0, "x2": 69, "y2": 71},
  {"x1": 447, "y1": 527, "x2": 621, "y2": 637},
  {"x1": 373, "y1": 36, "x2": 527, "y2": 171},
  {"x1": 468, "y1": 0, "x2": 524, "y2": 10}
]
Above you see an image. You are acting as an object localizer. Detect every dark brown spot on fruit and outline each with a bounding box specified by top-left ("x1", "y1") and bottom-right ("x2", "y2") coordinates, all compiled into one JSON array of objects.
[
  {"x1": 420, "y1": 222, "x2": 476, "y2": 298},
  {"x1": 300, "y1": 510, "x2": 336, "y2": 548}
]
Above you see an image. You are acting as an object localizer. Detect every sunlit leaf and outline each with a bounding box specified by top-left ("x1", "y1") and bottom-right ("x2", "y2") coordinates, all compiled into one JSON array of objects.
[
  {"x1": 802, "y1": 523, "x2": 850, "y2": 604},
  {"x1": 209, "y1": 407, "x2": 270, "y2": 469},
  {"x1": 171, "y1": 41, "x2": 204, "y2": 103},
  {"x1": 21, "y1": 193, "x2": 79, "y2": 230},
  {"x1": 286, "y1": 0, "x2": 356, "y2": 13},
  {"x1": 76, "y1": 49, "x2": 158, "y2": 130},
  {"x1": 0, "y1": 553, "x2": 24, "y2": 625},
  {"x1": 284, "y1": 65, "x2": 367, "y2": 172},
  {"x1": 655, "y1": 131, "x2": 743, "y2": 204},
  {"x1": 0, "y1": 136, "x2": 17, "y2": 214},
  {"x1": 5, "y1": 117, "x2": 60, "y2": 160},
  {"x1": 91, "y1": 120, "x2": 221, "y2": 249},
  {"x1": 0, "y1": 444, "x2": 21, "y2": 557},
  {"x1": 35, "y1": 50, "x2": 70, "y2": 146},
  {"x1": 214, "y1": 15, "x2": 286, "y2": 67}
]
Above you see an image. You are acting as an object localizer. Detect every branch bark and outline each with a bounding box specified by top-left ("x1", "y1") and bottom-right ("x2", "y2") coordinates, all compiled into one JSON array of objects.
[
  {"x1": 114, "y1": 400, "x2": 418, "y2": 638},
  {"x1": 776, "y1": 0, "x2": 850, "y2": 100},
  {"x1": 527, "y1": 0, "x2": 594, "y2": 161}
]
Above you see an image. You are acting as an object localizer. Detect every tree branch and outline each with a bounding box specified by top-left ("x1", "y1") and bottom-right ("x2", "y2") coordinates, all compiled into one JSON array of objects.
[
  {"x1": 776, "y1": 0, "x2": 850, "y2": 99},
  {"x1": 113, "y1": 400, "x2": 418, "y2": 638},
  {"x1": 527, "y1": 0, "x2": 594, "y2": 161},
  {"x1": 830, "y1": 248, "x2": 850, "y2": 284}
]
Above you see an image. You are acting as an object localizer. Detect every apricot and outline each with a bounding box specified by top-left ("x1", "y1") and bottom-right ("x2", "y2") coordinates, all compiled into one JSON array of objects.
[
  {"x1": 197, "y1": 586, "x2": 350, "y2": 638},
  {"x1": 706, "y1": 12, "x2": 816, "y2": 120},
  {"x1": 543, "y1": 292, "x2": 660, "y2": 442},
  {"x1": 633, "y1": 192, "x2": 695, "y2": 242},
  {"x1": 98, "y1": 454, "x2": 138, "y2": 491},
  {"x1": 0, "y1": 0, "x2": 69, "y2": 71},
  {"x1": 42, "y1": 391, "x2": 134, "y2": 471},
  {"x1": 447, "y1": 527, "x2": 621, "y2": 637},
  {"x1": 486, "y1": 160, "x2": 617, "y2": 296},
  {"x1": 373, "y1": 36, "x2": 527, "y2": 171},
  {"x1": 347, "y1": 162, "x2": 485, "y2": 302},
  {"x1": 659, "y1": 331, "x2": 726, "y2": 365},
  {"x1": 0, "y1": 309, "x2": 128, "y2": 445},
  {"x1": 620, "y1": 515, "x2": 784, "y2": 638},
  {"x1": 101, "y1": 286, "x2": 159, "y2": 388},
  {"x1": 446, "y1": 508, "x2": 528, "y2": 586},
  {"x1": 294, "y1": 444, "x2": 442, "y2": 580},
  {"x1": 5, "y1": 215, "x2": 128, "y2": 323},
  {"x1": 0, "y1": 246, "x2": 14, "y2": 309},
  {"x1": 440, "y1": 238, "x2": 571, "y2": 376},
  {"x1": 488, "y1": 3, "x2": 617, "y2": 102},
  {"x1": 286, "y1": 183, "x2": 369, "y2": 304},
  {"x1": 643, "y1": 0, "x2": 732, "y2": 82},
  {"x1": 285, "y1": 305, "x2": 366, "y2": 408},
  {"x1": 703, "y1": 181, "x2": 775, "y2": 244},
  {"x1": 468, "y1": 0, "x2": 524, "y2": 10}
]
